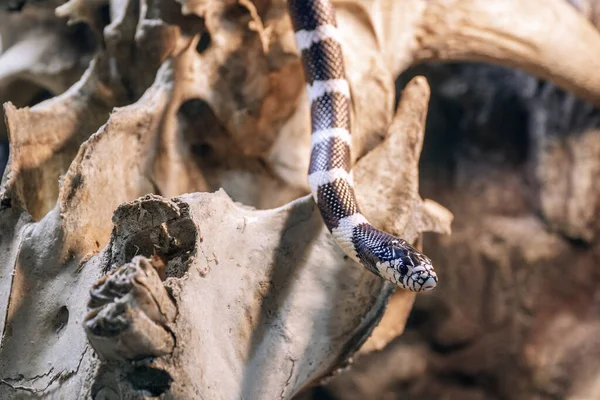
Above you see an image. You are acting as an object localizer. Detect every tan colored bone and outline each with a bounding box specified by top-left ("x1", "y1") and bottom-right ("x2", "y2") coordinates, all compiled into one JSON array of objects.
[
  {"x1": 85, "y1": 256, "x2": 177, "y2": 361},
  {"x1": 410, "y1": 0, "x2": 600, "y2": 107},
  {"x1": 2, "y1": 0, "x2": 599, "y2": 398}
]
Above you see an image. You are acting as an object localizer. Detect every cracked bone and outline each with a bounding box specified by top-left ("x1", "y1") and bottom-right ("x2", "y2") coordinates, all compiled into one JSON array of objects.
[
  {"x1": 2, "y1": 0, "x2": 600, "y2": 398},
  {"x1": 0, "y1": 68, "x2": 448, "y2": 397}
]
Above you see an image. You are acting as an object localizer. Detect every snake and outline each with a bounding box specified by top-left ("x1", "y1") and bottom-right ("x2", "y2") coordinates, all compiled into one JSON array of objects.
[{"x1": 286, "y1": 0, "x2": 438, "y2": 292}]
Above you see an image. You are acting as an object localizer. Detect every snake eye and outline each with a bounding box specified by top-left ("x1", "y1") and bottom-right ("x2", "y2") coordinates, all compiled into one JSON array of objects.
[{"x1": 397, "y1": 261, "x2": 408, "y2": 276}]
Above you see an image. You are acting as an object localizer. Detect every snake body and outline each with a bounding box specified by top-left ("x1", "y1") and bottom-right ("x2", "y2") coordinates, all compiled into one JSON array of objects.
[{"x1": 287, "y1": 0, "x2": 438, "y2": 292}]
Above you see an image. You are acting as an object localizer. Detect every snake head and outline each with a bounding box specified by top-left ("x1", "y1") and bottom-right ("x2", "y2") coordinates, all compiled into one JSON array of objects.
[
  {"x1": 404, "y1": 255, "x2": 437, "y2": 292},
  {"x1": 375, "y1": 240, "x2": 438, "y2": 292}
]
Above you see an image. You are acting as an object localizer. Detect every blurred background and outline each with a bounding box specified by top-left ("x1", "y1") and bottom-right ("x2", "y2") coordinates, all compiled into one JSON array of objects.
[
  {"x1": 299, "y1": 63, "x2": 600, "y2": 400},
  {"x1": 1, "y1": 1, "x2": 599, "y2": 399}
]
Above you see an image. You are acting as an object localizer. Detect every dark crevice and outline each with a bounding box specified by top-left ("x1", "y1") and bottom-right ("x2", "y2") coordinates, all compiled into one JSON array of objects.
[
  {"x1": 28, "y1": 88, "x2": 54, "y2": 107},
  {"x1": 127, "y1": 366, "x2": 173, "y2": 396},
  {"x1": 436, "y1": 371, "x2": 485, "y2": 389},
  {"x1": 99, "y1": 3, "x2": 111, "y2": 26},
  {"x1": 0, "y1": 196, "x2": 11, "y2": 211},
  {"x1": 564, "y1": 236, "x2": 592, "y2": 250},
  {"x1": 398, "y1": 63, "x2": 532, "y2": 177},
  {"x1": 51, "y1": 306, "x2": 69, "y2": 334},
  {"x1": 69, "y1": 22, "x2": 99, "y2": 54},
  {"x1": 428, "y1": 339, "x2": 472, "y2": 356},
  {"x1": 2, "y1": 0, "x2": 26, "y2": 12},
  {"x1": 177, "y1": 98, "x2": 233, "y2": 167},
  {"x1": 196, "y1": 31, "x2": 212, "y2": 54}
]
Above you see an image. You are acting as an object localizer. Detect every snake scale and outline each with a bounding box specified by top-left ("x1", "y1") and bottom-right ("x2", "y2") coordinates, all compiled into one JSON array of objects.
[{"x1": 286, "y1": 0, "x2": 438, "y2": 292}]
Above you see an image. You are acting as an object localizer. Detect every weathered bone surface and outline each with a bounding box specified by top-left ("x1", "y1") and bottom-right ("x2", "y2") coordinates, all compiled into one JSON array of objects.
[
  {"x1": 0, "y1": 4, "x2": 97, "y2": 141},
  {"x1": 355, "y1": 0, "x2": 600, "y2": 108},
  {"x1": 0, "y1": 0, "x2": 450, "y2": 392},
  {"x1": 569, "y1": 0, "x2": 600, "y2": 28},
  {"x1": 1, "y1": 0, "x2": 600, "y2": 399},
  {"x1": 85, "y1": 256, "x2": 177, "y2": 361},
  {"x1": 0, "y1": 73, "x2": 445, "y2": 398}
]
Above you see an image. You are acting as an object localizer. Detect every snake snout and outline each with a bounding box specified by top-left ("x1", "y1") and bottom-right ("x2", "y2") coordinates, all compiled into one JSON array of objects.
[
  {"x1": 419, "y1": 274, "x2": 437, "y2": 292},
  {"x1": 410, "y1": 267, "x2": 438, "y2": 292}
]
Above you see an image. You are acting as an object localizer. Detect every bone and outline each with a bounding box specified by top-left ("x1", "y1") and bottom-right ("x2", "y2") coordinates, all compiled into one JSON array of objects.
[
  {"x1": 85, "y1": 256, "x2": 177, "y2": 361},
  {"x1": 81, "y1": 76, "x2": 445, "y2": 398},
  {"x1": 344, "y1": 0, "x2": 600, "y2": 108},
  {"x1": 4, "y1": 0, "x2": 599, "y2": 397},
  {"x1": 412, "y1": 0, "x2": 600, "y2": 108}
]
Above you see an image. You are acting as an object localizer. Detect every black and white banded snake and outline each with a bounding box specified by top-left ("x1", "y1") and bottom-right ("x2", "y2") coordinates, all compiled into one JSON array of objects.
[{"x1": 286, "y1": 0, "x2": 438, "y2": 292}]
